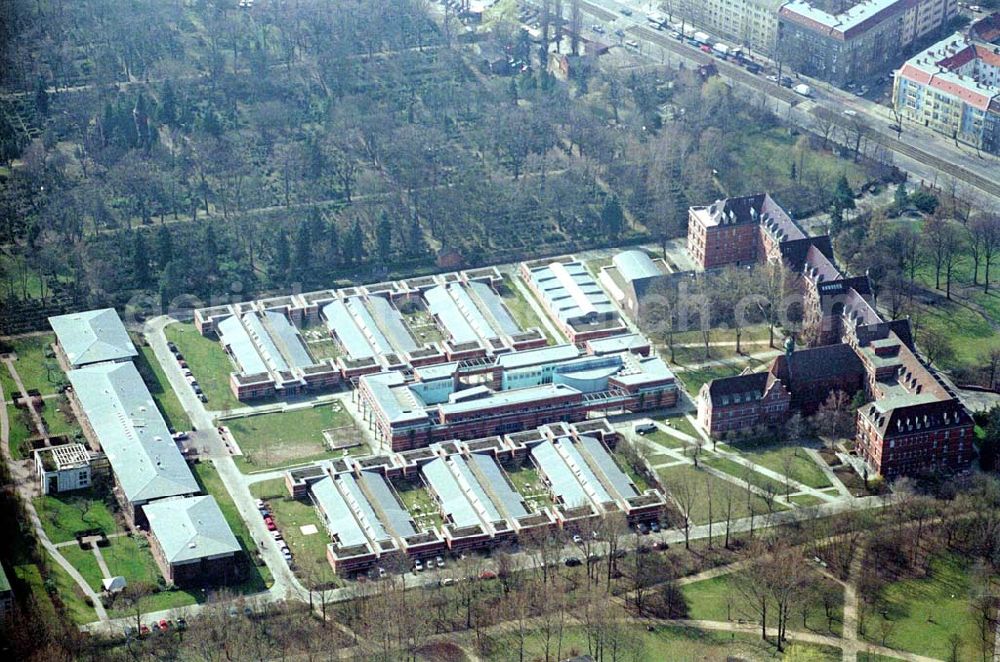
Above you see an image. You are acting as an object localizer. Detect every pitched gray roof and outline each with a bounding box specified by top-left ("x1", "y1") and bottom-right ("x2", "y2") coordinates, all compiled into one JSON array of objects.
[
  {"x1": 144, "y1": 496, "x2": 240, "y2": 564},
  {"x1": 67, "y1": 362, "x2": 199, "y2": 504},
  {"x1": 49, "y1": 308, "x2": 137, "y2": 367}
]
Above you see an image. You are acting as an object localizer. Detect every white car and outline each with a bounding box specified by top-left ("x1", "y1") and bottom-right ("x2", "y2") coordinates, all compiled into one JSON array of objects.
[
  {"x1": 572, "y1": 534, "x2": 583, "y2": 544},
  {"x1": 436, "y1": 556, "x2": 445, "y2": 568},
  {"x1": 414, "y1": 559, "x2": 424, "y2": 572}
]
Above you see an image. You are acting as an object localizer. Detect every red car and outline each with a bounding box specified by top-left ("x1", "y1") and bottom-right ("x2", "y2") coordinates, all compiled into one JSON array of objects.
[
  {"x1": 139, "y1": 624, "x2": 151, "y2": 636},
  {"x1": 158, "y1": 619, "x2": 169, "y2": 632},
  {"x1": 479, "y1": 570, "x2": 497, "y2": 580},
  {"x1": 264, "y1": 517, "x2": 276, "y2": 531}
]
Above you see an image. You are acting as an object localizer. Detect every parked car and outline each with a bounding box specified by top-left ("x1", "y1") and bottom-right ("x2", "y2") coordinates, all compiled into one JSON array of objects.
[
  {"x1": 745, "y1": 62, "x2": 762, "y2": 74},
  {"x1": 436, "y1": 556, "x2": 445, "y2": 568},
  {"x1": 176, "y1": 618, "x2": 187, "y2": 630},
  {"x1": 228, "y1": 606, "x2": 239, "y2": 618},
  {"x1": 158, "y1": 619, "x2": 169, "y2": 632},
  {"x1": 479, "y1": 569, "x2": 497, "y2": 580},
  {"x1": 271, "y1": 530, "x2": 283, "y2": 541},
  {"x1": 414, "y1": 559, "x2": 424, "y2": 572},
  {"x1": 199, "y1": 394, "x2": 208, "y2": 403},
  {"x1": 649, "y1": 521, "x2": 660, "y2": 533},
  {"x1": 636, "y1": 523, "x2": 649, "y2": 534},
  {"x1": 255, "y1": 499, "x2": 265, "y2": 508},
  {"x1": 264, "y1": 517, "x2": 276, "y2": 531},
  {"x1": 653, "y1": 541, "x2": 669, "y2": 551},
  {"x1": 439, "y1": 577, "x2": 455, "y2": 587},
  {"x1": 124, "y1": 625, "x2": 136, "y2": 638},
  {"x1": 565, "y1": 556, "x2": 583, "y2": 567},
  {"x1": 572, "y1": 534, "x2": 583, "y2": 544},
  {"x1": 139, "y1": 624, "x2": 151, "y2": 636},
  {"x1": 243, "y1": 605, "x2": 253, "y2": 617}
]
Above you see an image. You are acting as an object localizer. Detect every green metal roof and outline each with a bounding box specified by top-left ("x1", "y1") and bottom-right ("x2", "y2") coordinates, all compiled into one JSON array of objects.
[
  {"x1": 144, "y1": 496, "x2": 240, "y2": 564},
  {"x1": 49, "y1": 308, "x2": 138, "y2": 367}
]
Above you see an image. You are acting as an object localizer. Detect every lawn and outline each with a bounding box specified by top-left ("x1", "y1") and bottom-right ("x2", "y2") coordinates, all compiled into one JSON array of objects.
[
  {"x1": 613, "y1": 450, "x2": 651, "y2": 492},
  {"x1": 60, "y1": 544, "x2": 105, "y2": 591},
  {"x1": 190, "y1": 461, "x2": 272, "y2": 592},
  {"x1": 658, "y1": 464, "x2": 788, "y2": 526},
  {"x1": 643, "y1": 429, "x2": 685, "y2": 450},
  {"x1": 163, "y1": 322, "x2": 242, "y2": 410},
  {"x1": 134, "y1": 344, "x2": 192, "y2": 432},
  {"x1": 790, "y1": 494, "x2": 825, "y2": 507},
  {"x1": 682, "y1": 571, "x2": 843, "y2": 637},
  {"x1": 500, "y1": 275, "x2": 559, "y2": 344},
  {"x1": 250, "y1": 478, "x2": 340, "y2": 588},
  {"x1": 727, "y1": 442, "x2": 832, "y2": 490},
  {"x1": 492, "y1": 623, "x2": 841, "y2": 661},
  {"x1": 305, "y1": 339, "x2": 344, "y2": 361},
  {"x1": 34, "y1": 487, "x2": 120, "y2": 543},
  {"x1": 227, "y1": 402, "x2": 362, "y2": 472},
  {"x1": 39, "y1": 397, "x2": 83, "y2": 440},
  {"x1": 44, "y1": 551, "x2": 99, "y2": 624},
  {"x1": 7, "y1": 402, "x2": 37, "y2": 459},
  {"x1": 704, "y1": 456, "x2": 788, "y2": 497},
  {"x1": 396, "y1": 481, "x2": 444, "y2": 531},
  {"x1": 505, "y1": 462, "x2": 556, "y2": 510},
  {"x1": 5, "y1": 333, "x2": 65, "y2": 395},
  {"x1": 663, "y1": 414, "x2": 701, "y2": 441},
  {"x1": 0, "y1": 361, "x2": 18, "y2": 400},
  {"x1": 675, "y1": 356, "x2": 772, "y2": 397},
  {"x1": 860, "y1": 553, "x2": 986, "y2": 660},
  {"x1": 905, "y1": 293, "x2": 998, "y2": 372}
]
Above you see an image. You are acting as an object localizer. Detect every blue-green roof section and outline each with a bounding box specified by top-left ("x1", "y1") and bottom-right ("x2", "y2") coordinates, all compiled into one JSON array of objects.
[
  {"x1": 144, "y1": 495, "x2": 240, "y2": 564},
  {"x1": 612, "y1": 250, "x2": 663, "y2": 283},
  {"x1": 49, "y1": 308, "x2": 138, "y2": 367}
]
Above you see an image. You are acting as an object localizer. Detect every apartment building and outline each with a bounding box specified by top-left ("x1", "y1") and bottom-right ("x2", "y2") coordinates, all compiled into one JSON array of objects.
[
  {"x1": 894, "y1": 32, "x2": 1000, "y2": 154},
  {"x1": 673, "y1": 0, "x2": 786, "y2": 56},
  {"x1": 777, "y1": 0, "x2": 957, "y2": 86}
]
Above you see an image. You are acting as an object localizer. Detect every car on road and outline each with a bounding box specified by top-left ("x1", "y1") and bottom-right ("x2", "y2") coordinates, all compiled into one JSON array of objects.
[
  {"x1": 625, "y1": 40, "x2": 639, "y2": 49},
  {"x1": 565, "y1": 556, "x2": 582, "y2": 567},
  {"x1": 843, "y1": 109, "x2": 857, "y2": 116},
  {"x1": 766, "y1": 74, "x2": 778, "y2": 82},
  {"x1": 619, "y1": 7, "x2": 631, "y2": 15},
  {"x1": 780, "y1": 76, "x2": 793, "y2": 88},
  {"x1": 614, "y1": 28, "x2": 625, "y2": 37},
  {"x1": 888, "y1": 123, "x2": 901, "y2": 132},
  {"x1": 592, "y1": 24, "x2": 605, "y2": 34},
  {"x1": 699, "y1": 44, "x2": 712, "y2": 53},
  {"x1": 745, "y1": 62, "x2": 762, "y2": 74}
]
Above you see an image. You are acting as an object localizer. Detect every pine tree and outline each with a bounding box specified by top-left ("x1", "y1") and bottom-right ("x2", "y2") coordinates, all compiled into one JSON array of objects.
[
  {"x1": 601, "y1": 195, "x2": 625, "y2": 237},
  {"x1": 34, "y1": 78, "x2": 49, "y2": 117},
  {"x1": 273, "y1": 231, "x2": 290, "y2": 283},
  {"x1": 327, "y1": 222, "x2": 341, "y2": 268},
  {"x1": 157, "y1": 225, "x2": 173, "y2": 266},
  {"x1": 893, "y1": 182, "x2": 908, "y2": 211},
  {"x1": 133, "y1": 93, "x2": 150, "y2": 148},
  {"x1": 407, "y1": 216, "x2": 426, "y2": 257},
  {"x1": 132, "y1": 231, "x2": 151, "y2": 287},
  {"x1": 293, "y1": 220, "x2": 312, "y2": 280},
  {"x1": 203, "y1": 223, "x2": 219, "y2": 276},
  {"x1": 349, "y1": 219, "x2": 365, "y2": 263},
  {"x1": 376, "y1": 213, "x2": 392, "y2": 263},
  {"x1": 833, "y1": 174, "x2": 855, "y2": 211},
  {"x1": 159, "y1": 80, "x2": 177, "y2": 127}
]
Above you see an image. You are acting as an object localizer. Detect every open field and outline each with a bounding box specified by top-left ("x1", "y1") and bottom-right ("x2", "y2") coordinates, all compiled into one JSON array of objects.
[
  {"x1": 859, "y1": 553, "x2": 987, "y2": 660},
  {"x1": 4, "y1": 334, "x2": 64, "y2": 395},
  {"x1": 0, "y1": 360, "x2": 18, "y2": 400},
  {"x1": 227, "y1": 402, "x2": 362, "y2": 472},
  {"x1": 304, "y1": 339, "x2": 343, "y2": 361},
  {"x1": 662, "y1": 414, "x2": 701, "y2": 440},
  {"x1": 643, "y1": 429, "x2": 686, "y2": 450},
  {"x1": 39, "y1": 397, "x2": 82, "y2": 440},
  {"x1": 500, "y1": 276, "x2": 556, "y2": 343},
  {"x1": 163, "y1": 322, "x2": 242, "y2": 410},
  {"x1": 675, "y1": 355, "x2": 772, "y2": 397},
  {"x1": 135, "y1": 344, "x2": 192, "y2": 432},
  {"x1": 251, "y1": 478, "x2": 340, "y2": 588},
  {"x1": 34, "y1": 487, "x2": 120, "y2": 544},
  {"x1": 488, "y1": 624, "x2": 841, "y2": 661},
  {"x1": 658, "y1": 464, "x2": 788, "y2": 525},
  {"x1": 6, "y1": 402, "x2": 35, "y2": 459},
  {"x1": 726, "y1": 441, "x2": 832, "y2": 490},
  {"x1": 704, "y1": 456, "x2": 788, "y2": 497},
  {"x1": 681, "y1": 571, "x2": 844, "y2": 637},
  {"x1": 44, "y1": 550, "x2": 98, "y2": 624}
]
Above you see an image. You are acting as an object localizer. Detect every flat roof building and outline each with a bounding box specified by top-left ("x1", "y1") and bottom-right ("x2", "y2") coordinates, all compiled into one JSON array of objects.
[
  {"x1": 49, "y1": 308, "x2": 138, "y2": 368},
  {"x1": 144, "y1": 495, "x2": 242, "y2": 586},
  {"x1": 521, "y1": 258, "x2": 627, "y2": 342},
  {"x1": 67, "y1": 362, "x2": 199, "y2": 526}
]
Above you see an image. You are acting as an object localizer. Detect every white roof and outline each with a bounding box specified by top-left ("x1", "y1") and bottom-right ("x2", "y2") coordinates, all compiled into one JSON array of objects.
[{"x1": 49, "y1": 308, "x2": 137, "y2": 367}]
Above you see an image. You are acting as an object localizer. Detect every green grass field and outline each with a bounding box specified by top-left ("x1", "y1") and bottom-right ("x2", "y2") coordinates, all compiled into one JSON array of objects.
[
  {"x1": 39, "y1": 398, "x2": 82, "y2": 440},
  {"x1": 500, "y1": 276, "x2": 559, "y2": 344},
  {"x1": 135, "y1": 344, "x2": 192, "y2": 432},
  {"x1": 662, "y1": 414, "x2": 701, "y2": 441},
  {"x1": 60, "y1": 544, "x2": 104, "y2": 591},
  {"x1": 675, "y1": 355, "x2": 772, "y2": 397},
  {"x1": 228, "y1": 402, "x2": 362, "y2": 472},
  {"x1": 250, "y1": 478, "x2": 340, "y2": 588},
  {"x1": 44, "y1": 551, "x2": 99, "y2": 624},
  {"x1": 190, "y1": 461, "x2": 272, "y2": 592},
  {"x1": 6, "y1": 402, "x2": 36, "y2": 459},
  {"x1": 704, "y1": 456, "x2": 788, "y2": 497},
  {"x1": 163, "y1": 322, "x2": 242, "y2": 410},
  {"x1": 396, "y1": 481, "x2": 444, "y2": 531},
  {"x1": 658, "y1": 464, "x2": 787, "y2": 525},
  {"x1": 682, "y1": 571, "x2": 843, "y2": 637},
  {"x1": 5, "y1": 334, "x2": 65, "y2": 395},
  {"x1": 34, "y1": 488, "x2": 120, "y2": 543},
  {"x1": 0, "y1": 361, "x2": 18, "y2": 400},
  {"x1": 860, "y1": 553, "x2": 986, "y2": 660},
  {"x1": 727, "y1": 443, "x2": 832, "y2": 490},
  {"x1": 490, "y1": 623, "x2": 841, "y2": 661}
]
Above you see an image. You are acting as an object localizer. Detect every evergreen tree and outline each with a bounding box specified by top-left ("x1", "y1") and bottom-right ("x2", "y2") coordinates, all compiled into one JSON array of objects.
[
  {"x1": 893, "y1": 182, "x2": 908, "y2": 210},
  {"x1": 408, "y1": 215, "x2": 426, "y2": 257},
  {"x1": 133, "y1": 92, "x2": 150, "y2": 148},
  {"x1": 348, "y1": 219, "x2": 365, "y2": 263},
  {"x1": 293, "y1": 220, "x2": 312, "y2": 280},
  {"x1": 157, "y1": 225, "x2": 173, "y2": 267},
  {"x1": 159, "y1": 259, "x2": 183, "y2": 312},
  {"x1": 376, "y1": 213, "x2": 392, "y2": 263},
  {"x1": 833, "y1": 174, "x2": 855, "y2": 211},
  {"x1": 601, "y1": 195, "x2": 625, "y2": 237},
  {"x1": 203, "y1": 223, "x2": 219, "y2": 276},
  {"x1": 159, "y1": 80, "x2": 177, "y2": 127},
  {"x1": 34, "y1": 78, "x2": 49, "y2": 117},
  {"x1": 272, "y1": 230, "x2": 290, "y2": 283},
  {"x1": 132, "y1": 231, "x2": 151, "y2": 287},
  {"x1": 327, "y1": 221, "x2": 341, "y2": 268}
]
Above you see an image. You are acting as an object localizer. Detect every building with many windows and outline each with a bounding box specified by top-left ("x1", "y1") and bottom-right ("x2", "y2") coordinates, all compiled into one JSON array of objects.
[
  {"x1": 776, "y1": 0, "x2": 957, "y2": 86},
  {"x1": 894, "y1": 32, "x2": 1000, "y2": 154},
  {"x1": 672, "y1": 0, "x2": 786, "y2": 56}
]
